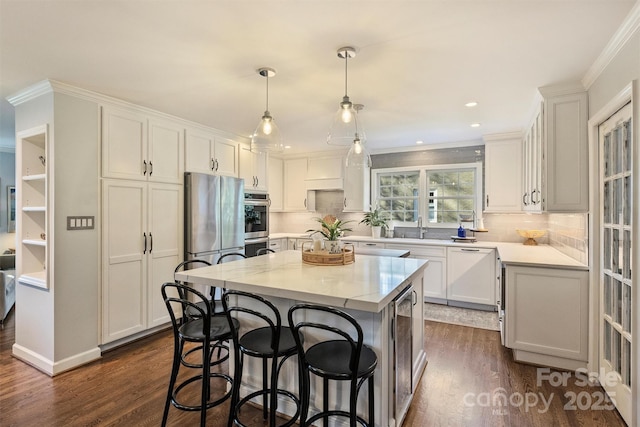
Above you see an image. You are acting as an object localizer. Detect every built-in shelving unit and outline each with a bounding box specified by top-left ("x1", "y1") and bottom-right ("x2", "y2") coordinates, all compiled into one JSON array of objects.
[{"x1": 17, "y1": 125, "x2": 49, "y2": 289}]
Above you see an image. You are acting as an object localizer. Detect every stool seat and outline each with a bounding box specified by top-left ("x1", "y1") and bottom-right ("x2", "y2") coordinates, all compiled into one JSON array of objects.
[
  {"x1": 306, "y1": 340, "x2": 377, "y2": 379},
  {"x1": 239, "y1": 326, "x2": 298, "y2": 357},
  {"x1": 180, "y1": 316, "x2": 239, "y2": 341}
]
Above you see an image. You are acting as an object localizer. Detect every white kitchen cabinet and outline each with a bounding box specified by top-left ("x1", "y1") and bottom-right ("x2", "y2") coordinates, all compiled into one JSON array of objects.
[
  {"x1": 411, "y1": 270, "x2": 425, "y2": 391},
  {"x1": 185, "y1": 128, "x2": 238, "y2": 176},
  {"x1": 102, "y1": 106, "x2": 184, "y2": 184},
  {"x1": 268, "y1": 157, "x2": 284, "y2": 212},
  {"x1": 239, "y1": 143, "x2": 268, "y2": 192},
  {"x1": 267, "y1": 238, "x2": 285, "y2": 252},
  {"x1": 306, "y1": 154, "x2": 344, "y2": 190},
  {"x1": 343, "y1": 164, "x2": 370, "y2": 212},
  {"x1": 446, "y1": 247, "x2": 496, "y2": 306},
  {"x1": 484, "y1": 134, "x2": 522, "y2": 212},
  {"x1": 505, "y1": 265, "x2": 589, "y2": 370},
  {"x1": 522, "y1": 84, "x2": 588, "y2": 212},
  {"x1": 387, "y1": 244, "x2": 447, "y2": 302},
  {"x1": 101, "y1": 179, "x2": 183, "y2": 344},
  {"x1": 287, "y1": 238, "x2": 312, "y2": 251},
  {"x1": 284, "y1": 158, "x2": 310, "y2": 211}
]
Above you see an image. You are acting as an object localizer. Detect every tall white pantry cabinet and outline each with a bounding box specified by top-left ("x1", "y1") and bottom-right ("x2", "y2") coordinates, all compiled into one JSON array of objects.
[{"x1": 101, "y1": 105, "x2": 184, "y2": 344}]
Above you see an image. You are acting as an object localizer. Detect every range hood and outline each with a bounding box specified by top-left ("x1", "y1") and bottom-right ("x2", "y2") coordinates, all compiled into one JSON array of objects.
[{"x1": 305, "y1": 177, "x2": 344, "y2": 191}]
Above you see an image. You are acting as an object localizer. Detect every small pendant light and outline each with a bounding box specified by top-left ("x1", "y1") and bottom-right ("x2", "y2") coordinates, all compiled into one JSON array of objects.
[
  {"x1": 345, "y1": 104, "x2": 371, "y2": 168},
  {"x1": 327, "y1": 47, "x2": 363, "y2": 146},
  {"x1": 251, "y1": 67, "x2": 283, "y2": 153}
]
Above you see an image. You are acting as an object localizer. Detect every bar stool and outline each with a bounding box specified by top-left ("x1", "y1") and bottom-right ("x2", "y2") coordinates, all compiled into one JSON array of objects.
[
  {"x1": 288, "y1": 303, "x2": 378, "y2": 427},
  {"x1": 222, "y1": 290, "x2": 302, "y2": 427},
  {"x1": 256, "y1": 248, "x2": 276, "y2": 256},
  {"x1": 218, "y1": 252, "x2": 247, "y2": 264},
  {"x1": 161, "y1": 282, "x2": 236, "y2": 427}
]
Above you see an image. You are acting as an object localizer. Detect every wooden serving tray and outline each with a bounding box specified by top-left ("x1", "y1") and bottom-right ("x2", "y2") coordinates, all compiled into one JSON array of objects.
[{"x1": 301, "y1": 243, "x2": 355, "y2": 266}]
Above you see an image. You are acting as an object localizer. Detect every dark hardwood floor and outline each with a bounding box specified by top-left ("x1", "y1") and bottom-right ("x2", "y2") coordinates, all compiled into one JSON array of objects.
[{"x1": 0, "y1": 307, "x2": 626, "y2": 426}]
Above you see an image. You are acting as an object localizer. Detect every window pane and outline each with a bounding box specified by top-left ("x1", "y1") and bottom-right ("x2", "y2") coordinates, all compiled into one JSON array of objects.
[
  {"x1": 426, "y1": 167, "x2": 477, "y2": 225},
  {"x1": 376, "y1": 171, "x2": 419, "y2": 223}
]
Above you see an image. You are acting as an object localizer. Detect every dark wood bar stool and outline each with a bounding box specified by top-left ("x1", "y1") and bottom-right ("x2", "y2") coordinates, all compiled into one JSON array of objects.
[
  {"x1": 161, "y1": 282, "x2": 236, "y2": 427},
  {"x1": 222, "y1": 290, "x2": 302, "y2": 427},
  {"x1": 288, "y1": 303, "x2": 378, "y2": 427}
]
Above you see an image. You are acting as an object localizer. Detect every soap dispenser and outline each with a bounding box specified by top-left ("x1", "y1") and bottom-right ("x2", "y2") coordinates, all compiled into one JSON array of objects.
[{"x1": 457, "y1": 224, "x2": 466, "y2": 238}]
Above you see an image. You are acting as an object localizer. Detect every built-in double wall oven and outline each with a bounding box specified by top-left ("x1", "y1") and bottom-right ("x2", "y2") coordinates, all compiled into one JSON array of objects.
[{"x1": 244, "y1": 192, "x2": 269, "y2": 257}]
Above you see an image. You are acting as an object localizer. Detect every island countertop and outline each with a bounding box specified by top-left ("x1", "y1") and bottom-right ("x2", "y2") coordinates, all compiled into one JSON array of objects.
[{"x1": 174, "y1": 250, "x2": 428, "y2": 312}]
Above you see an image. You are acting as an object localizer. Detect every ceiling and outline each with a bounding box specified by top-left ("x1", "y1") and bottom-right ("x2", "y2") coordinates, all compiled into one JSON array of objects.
[{"x1": 0, "y1": 0, "x2": 636, "y2": 154}]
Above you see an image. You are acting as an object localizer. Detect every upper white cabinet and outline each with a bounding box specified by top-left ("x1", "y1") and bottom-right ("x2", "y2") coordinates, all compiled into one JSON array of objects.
[
  {"x1": 268, "y1": 157, "x2": 284, "y2": 212},
  {"x1": 102, "y1": 106, "x2": 184, "y2": 184},
  {"x1": 343, "y1": 164, "x2": 370, "y2": 212},
  {"x1": 484, "y1": 134, "x2": 522, "y2": 212},
  {"x1": 185, "y1": 128, "x2": 238, "y2": 177},
  {"x1": 522, "y1": 84, "x2": 588, "y2": 212},
  {"x1": 284, "y1": 157, "x2": 310, "y2": 211},
  {"x1": 306, "y1": 155, "x2": 344, "y2": 190},
  {"x1": 239, "y1": 144, "x2": 268, "y2": 192}
]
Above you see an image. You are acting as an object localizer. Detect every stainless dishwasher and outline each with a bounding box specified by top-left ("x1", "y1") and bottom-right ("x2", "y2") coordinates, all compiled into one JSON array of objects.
[{"x1": 391, "y1": 284, "x2": 413, "y2": 426}]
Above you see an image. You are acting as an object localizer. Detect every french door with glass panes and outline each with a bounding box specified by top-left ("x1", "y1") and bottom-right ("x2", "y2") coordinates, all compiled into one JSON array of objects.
[{"x1": 599, "y1": 102, "x2": 632, "y2": 425}]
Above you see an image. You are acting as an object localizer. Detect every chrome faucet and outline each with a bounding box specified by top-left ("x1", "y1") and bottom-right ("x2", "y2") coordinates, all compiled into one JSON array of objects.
[{"x1": 417, "y1": 216, "x2": 427, "y2": 239}]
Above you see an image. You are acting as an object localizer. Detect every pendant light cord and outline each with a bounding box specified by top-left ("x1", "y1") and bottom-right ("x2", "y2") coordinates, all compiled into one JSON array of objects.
[
  {"x1": 265, "y1": 73, "x2": 269, "y2": 112},
  {"x1": 344, "y1": 52, "x2": 349, "y2": 97}
]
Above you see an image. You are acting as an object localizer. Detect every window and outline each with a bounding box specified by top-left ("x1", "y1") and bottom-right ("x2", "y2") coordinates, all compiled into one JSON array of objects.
[{"x1": 372, "y1": 163, "x2": 482, "y2": 228}]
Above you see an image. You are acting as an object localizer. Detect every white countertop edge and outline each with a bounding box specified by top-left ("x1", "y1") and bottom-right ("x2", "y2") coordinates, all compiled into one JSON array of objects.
[{"x1": 175, "y1": 253, "x2": 429, "y2": 313}]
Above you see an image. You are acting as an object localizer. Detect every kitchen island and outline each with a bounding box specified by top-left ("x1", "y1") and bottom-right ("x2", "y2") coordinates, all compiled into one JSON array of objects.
[{"x1": 175, "y1": 250, "x2": 428, "y2": 427}]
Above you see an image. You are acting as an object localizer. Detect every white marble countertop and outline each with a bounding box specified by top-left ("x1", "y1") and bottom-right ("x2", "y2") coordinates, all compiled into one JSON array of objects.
[
  {"x1": 175, "y1": 250, "x2": 428, "y2": 312},
  {"x1": 274, "y1": 234, "x2": 588, "y2": 270}
]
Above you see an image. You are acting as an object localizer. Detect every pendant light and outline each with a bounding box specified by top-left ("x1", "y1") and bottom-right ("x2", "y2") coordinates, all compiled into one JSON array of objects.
[
  {"x1": 345, "y1": 104, "x2": 371, "y2": 168},
  {"x1": 327, "y1": 46, "x2": 363, "y2": 146},
  {"x1": 251, "y1": 67, "x2": 283, "y2": 153}
]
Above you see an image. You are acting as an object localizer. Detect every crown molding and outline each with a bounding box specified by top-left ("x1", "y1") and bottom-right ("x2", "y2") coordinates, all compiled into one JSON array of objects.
[
  {"x1": 7, "y1": 79, "x2": 250, "y2": 143},
  {"x1": 582, "y1": 1, "x2": 640, "y2": 89},
  {"x1": 370, "y1": 139, "x2": 483, "y2": 155},
  {"x1": 482, "y1": 131, "x2": 523, "y2": 143},
  {"x1": 0, "y1": 146, "x2": 16, "y2": 153}
]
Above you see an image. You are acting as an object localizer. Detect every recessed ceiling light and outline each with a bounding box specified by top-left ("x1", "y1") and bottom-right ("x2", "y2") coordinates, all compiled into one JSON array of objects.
[
  {"x1": 416, "y1": 140, "x2": 424, "y2": 144},
  {"x1": 470, "y1": 123, "x2": 481, "y2": 128},
  {"x1": 465, "y1": 101, "x2": 478, "y2": 107}
]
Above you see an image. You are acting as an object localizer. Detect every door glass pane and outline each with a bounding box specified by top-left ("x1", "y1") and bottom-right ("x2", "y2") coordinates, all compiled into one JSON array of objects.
[
  {"x1": 615, "y1": 278, "x2": 622, "y2": 325},
  {"x1": 624, "y1": 121, "x2": 632, "y2": 172},
  {"x1": 604, "y1": 228, "x2": 611, "y2": 271},
  {"x1": 624, "y1": 175, "x2": 631, "y2": 226},
  {"x1": 603, "y1": 181, "x2": 611, "y2": 223},
  {"x1": 623, "y1": 284, "x2": 631, "y2": 333},
  {"x1": 604, "y1": 275, "x2": 612, "y2": 317},
  {"x1": 613, "y1": 178, "x2": 622, "y2": 225},
  {"x1": 623, "y1": 230, "x2": 631, "y2": 280},
  {"x1": 604, "y1": 133, "x2": 611, "y2": 177},
  {"x1": 613, "y1": 328, "x2": 621, "y2": 374},
  {"x1": 623, "y1": 337, "x2": 631, "y2": 387},
  {"x1": 614, "y1": 126, "x2": 622, "y2": 174},
  {"x1": 612, "y1": 229, "x2": 620, "y2": 274},
  {"x1": 604, "y1": 321, "x2": 611, "y2": 362}
]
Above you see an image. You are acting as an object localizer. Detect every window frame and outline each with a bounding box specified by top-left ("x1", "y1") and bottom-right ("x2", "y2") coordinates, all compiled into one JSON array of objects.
[{"x1": 371, "y1": 162, "x2": 483, "y2": 228}]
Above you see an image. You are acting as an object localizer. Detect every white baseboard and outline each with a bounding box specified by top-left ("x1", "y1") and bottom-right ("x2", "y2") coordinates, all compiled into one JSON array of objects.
[{"x1": 12, "y1": 343, "x2": 101, "y2": 377}]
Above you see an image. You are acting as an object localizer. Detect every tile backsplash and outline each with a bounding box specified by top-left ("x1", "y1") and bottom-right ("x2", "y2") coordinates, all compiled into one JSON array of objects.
[{"x1": 271, "y1": 191, "x2": 589, "y2": 264}]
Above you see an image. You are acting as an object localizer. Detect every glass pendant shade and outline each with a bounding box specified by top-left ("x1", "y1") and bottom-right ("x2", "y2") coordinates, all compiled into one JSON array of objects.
[
  {"x1": 251, "y1": 111, "x2": 283, "y2": 153},
  {"x1": 251, "y1": 67, "x2": 284, "y2": 154},
  {"x1": 345, "y1": 134, "x2": 371, "y2": 168}
]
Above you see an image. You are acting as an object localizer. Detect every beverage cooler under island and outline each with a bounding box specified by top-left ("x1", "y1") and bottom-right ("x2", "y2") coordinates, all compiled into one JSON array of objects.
[{"x1": 175, "y1": 250, "x2": 429, "y2": 427}]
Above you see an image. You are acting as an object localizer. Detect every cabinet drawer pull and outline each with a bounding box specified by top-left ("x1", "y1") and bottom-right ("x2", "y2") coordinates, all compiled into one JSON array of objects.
[
  {"x1": 149, "y1": 232, "x2": 153, "y2": 253},
  {"x1": 149, "y1": 161, "x2": 153, "y2": 176},
  {"x1": 365, "y1": 243, "x2": 376, "y2": 246},
  {"x1": 461, "y1": 248, "x2": 480, "y2": 252},
  {"x1": 143, "y1": 160, "x2": 147, "y2": 176},
  {"x1": 211, "y1": 158, "x2": 215, "y2": 171},
  {"x1": 143, "y1": 232, "x2": 147, "y2": 254}
]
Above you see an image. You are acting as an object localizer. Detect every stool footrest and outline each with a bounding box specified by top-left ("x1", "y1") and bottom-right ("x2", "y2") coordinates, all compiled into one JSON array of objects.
[{"x1": 171, "y1": 373, "x2": 233, "y2": 411}]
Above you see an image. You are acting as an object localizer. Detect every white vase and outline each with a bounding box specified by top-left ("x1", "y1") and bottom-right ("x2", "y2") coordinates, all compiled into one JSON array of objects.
[
  {"x1": 326, "y1": 240, "x2": 342, "y2": 254},
  {"x1": 371, "y1": 226, "x2": 382, "y2": 239}
]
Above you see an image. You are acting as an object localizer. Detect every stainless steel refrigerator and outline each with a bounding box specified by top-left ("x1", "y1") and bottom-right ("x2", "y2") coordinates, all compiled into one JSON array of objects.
[{"x1": 185, "y1": 172, "x2": 245, "y2": 265}]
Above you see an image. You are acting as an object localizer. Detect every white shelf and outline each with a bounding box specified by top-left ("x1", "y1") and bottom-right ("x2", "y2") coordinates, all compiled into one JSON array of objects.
[
  {"x1": 18, "y1": 271, "x2": 47, "y2": 289},
  {"x1": 23, "y1": 174, "x2": 46, "y2": 181},
  {"x1": 23, "y1": 206, "x2": 46, "y2": 212},
  {"x1": 23, "y1": 239, "x2": 47, "y2": 247}
]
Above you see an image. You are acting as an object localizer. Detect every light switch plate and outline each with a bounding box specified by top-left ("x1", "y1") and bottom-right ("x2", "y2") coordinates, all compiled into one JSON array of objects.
[{"x1": 67, "y1": 216, "x2": 95, "y2": 230}]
